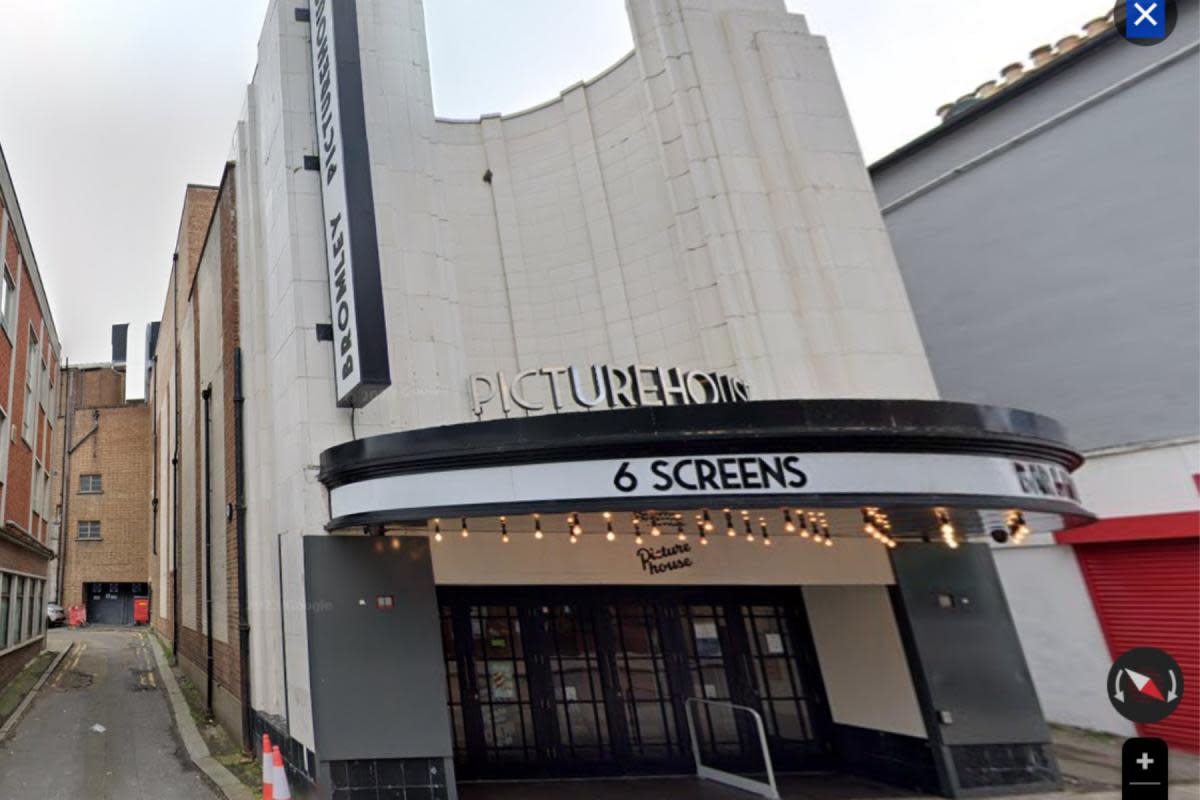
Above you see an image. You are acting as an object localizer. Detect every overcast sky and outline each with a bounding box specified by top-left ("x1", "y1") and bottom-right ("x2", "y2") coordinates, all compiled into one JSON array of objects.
[{"x1": 0, "y1": 0, "x2": 1105, "y2": 397}]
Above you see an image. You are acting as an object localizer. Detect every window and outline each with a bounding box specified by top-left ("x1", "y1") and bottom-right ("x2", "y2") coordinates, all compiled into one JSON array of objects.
[
  {"x1": 33, "y1": 580, "x2": 43, "y2": 636},
  {"x1": 0, "y1": 408, "x2": 7, "y2": 480},
  {"x1": 79, "y1": 474, "x2": 102, "y2": 494},
  {"x1": 78, "y1": 520, "x2": 101, "y2": 540},
  {"x1": 0, "y1": 575, "x2": 9, "y2": 647},
  {"x1": 22, "y1": 330, "x2": 37, "y2": 443},
  {"x1": 38, "y1": 357, "x2": 47, "y2": 412},
  {"x1": 13, "y1": 578, "x2": 24, "y2": 642},
  {"x1": 0, "y1": 269, "x2": 13, "y2": 331}
]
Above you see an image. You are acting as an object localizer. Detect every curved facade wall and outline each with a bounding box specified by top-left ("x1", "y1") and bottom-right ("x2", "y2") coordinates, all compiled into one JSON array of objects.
[{"x1": 231, "y1": 0, "x2": 937, "y2": 752}]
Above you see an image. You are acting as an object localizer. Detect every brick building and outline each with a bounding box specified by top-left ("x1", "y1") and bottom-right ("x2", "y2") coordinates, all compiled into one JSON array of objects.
[
  {"x1": 0, "y1": 142, "x2": 62, "y2": 688},
  {"x1": 51, "y1": 360, "x2": 151, "y2": 624},
  {"x1": 148, "y1": 173, "x2": 250, "y2": 747}
]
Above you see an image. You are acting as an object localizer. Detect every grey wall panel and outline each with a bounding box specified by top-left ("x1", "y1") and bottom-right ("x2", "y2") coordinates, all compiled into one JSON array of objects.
[
  {"x1": 304, "y1": 535, "x2": 452, "y2": 761},
  {"x1": 873, "y1": 8, "x2": 1199, "y2": 452},
  {"x1": 890, "y1": 543, "x2": 1050, "y2": 746}
]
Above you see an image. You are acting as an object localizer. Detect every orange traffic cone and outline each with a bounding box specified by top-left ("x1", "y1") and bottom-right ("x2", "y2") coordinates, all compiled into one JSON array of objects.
[
  {"x1": 273, "y1": 745, "x2": 292, "y2": 800},
  {"x1": 262, "y1": 734, "x2": 274, "y2": 800}
]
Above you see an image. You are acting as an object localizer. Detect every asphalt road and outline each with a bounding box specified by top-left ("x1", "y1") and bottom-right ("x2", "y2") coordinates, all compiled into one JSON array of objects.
[{"x1": 0, "y1": 627, "x2": 219, "y2": 799}]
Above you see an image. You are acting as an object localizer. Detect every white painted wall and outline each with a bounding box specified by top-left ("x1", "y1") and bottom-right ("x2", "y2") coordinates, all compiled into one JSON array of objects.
[
  {"x1": 992, "y1": 539, "x2": 1134, "y2": 736},
  {"x1": 178, "y1": 300, "x2": 198, "y2": 630},
  {"x1": 1073, "y1": 438, "x2": 1200, "y2": 519},
  {"x1": 803, "y1": 585, "x2": 927, "y2": 738},
  {"x1": 196, "y1": 220, "x2": 229, "y2": 644},
  {"x1": 991, "y1": 437, "x2": 1199, "y2": 735}
]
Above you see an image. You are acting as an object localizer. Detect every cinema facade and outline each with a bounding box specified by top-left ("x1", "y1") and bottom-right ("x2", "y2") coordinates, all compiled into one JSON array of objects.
[{"x1": 178, "y1": 0, "x2": 1096, "y2": 797}]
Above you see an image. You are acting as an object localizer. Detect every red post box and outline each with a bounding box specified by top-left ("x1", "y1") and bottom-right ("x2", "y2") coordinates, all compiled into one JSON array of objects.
[{"x1": 133, "y1": 597, "x2": 150, "y2": 625}]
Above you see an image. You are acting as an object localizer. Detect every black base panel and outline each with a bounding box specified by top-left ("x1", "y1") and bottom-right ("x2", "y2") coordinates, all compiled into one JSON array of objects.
[
  {"x1": 832, "y1": 724, "x2": 941, "y2": 795},
  {"x1": 252, "y1": 711, "x2": 317, "y2": 791},
  {"x1": 327, "y1": 757, "x2": 452, "y2": 800},
  {"x1": 950, "y1": 743, "x2": 1060, "y2": 794}
]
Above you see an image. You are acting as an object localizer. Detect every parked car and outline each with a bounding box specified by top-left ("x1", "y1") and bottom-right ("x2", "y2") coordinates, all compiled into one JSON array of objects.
[{"x1": 46, "y1": 602, "x2": 66, "y2": 627}]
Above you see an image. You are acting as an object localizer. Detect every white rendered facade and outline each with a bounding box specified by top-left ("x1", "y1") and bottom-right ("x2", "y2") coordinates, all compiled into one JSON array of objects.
[{"x1": 231, "y1": 0, "x2": 938, "y2": 754}]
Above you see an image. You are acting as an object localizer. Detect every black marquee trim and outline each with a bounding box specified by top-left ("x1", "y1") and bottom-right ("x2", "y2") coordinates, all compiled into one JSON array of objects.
[{"x1": 319, "y1": 399, "x2": 1082, "y2": 490}]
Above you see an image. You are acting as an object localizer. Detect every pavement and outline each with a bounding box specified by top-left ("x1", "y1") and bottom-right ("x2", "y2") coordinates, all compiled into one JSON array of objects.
[
  {"x1": 459, "y1": 773, "x2": 916, "y2": 800},
  {"x1": 0, "y1": 627, "x2": 220, "y2": 799},
  {"x1": 0, "y1": 628, "x2": 1195, "y2": 800},
  {"x1": 460, "y1": 729, "x2": 1200, "y2": 800}
]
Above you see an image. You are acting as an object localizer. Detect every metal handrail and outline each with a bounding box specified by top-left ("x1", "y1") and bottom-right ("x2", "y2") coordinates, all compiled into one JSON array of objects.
[{"x1": 684, "y1": 697, "x2": 780, "y2": 799}]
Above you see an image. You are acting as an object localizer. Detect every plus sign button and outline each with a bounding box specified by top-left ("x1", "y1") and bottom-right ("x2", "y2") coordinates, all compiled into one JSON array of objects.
[
  {"x1": 1122, "y1": 737, "x2": 1168, "y2": 800},
  {"x1": 1108, "y1": 647, "x2": 1184, "y2": 724}
]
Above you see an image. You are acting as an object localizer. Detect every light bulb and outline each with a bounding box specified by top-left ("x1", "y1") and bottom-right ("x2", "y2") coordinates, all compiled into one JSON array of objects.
[
  {"x1": 606, "y1": 530, "x2": 616, "y2": 542},
  {"x1": 635, "y1": 535, "x2": 644, "y2": 545},
  {"x1": 651, "y1": 526, "x2": 661, "y2": 537}
]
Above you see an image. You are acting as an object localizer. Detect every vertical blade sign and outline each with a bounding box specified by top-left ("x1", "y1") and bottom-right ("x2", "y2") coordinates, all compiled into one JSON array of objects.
[{"x1": 308, "y1": 0, "x2": 391, "y2": 407}]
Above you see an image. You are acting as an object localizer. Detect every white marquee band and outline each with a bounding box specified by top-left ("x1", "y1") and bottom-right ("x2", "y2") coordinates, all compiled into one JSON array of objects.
[{"x1": 328, "y1": 450, "x2": 1084, "y2": 523}]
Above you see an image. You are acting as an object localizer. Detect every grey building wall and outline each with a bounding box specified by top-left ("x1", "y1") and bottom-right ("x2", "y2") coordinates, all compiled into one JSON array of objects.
[{"x1": 872, "y1": 6, "x2": 1199, "y2": 452}]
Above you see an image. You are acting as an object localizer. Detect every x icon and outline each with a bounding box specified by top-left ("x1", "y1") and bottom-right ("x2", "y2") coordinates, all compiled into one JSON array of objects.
[{"x1": 1133, "y1": 2, "x2": 1158, "y2": 26}]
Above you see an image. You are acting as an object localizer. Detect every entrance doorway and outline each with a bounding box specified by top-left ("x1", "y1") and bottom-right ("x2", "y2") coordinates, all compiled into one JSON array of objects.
[
  {"x1": 439, "y1": 587, "x2": 832, "y2": 780},
  {"x1": 84, "y1": 582, "x2": 146, "y2": 625}
]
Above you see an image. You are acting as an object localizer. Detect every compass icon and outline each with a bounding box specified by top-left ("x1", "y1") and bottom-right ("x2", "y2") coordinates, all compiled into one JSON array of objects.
[{"x1": 1108, "y1": 647, "x2": 1184, "y2": 724}]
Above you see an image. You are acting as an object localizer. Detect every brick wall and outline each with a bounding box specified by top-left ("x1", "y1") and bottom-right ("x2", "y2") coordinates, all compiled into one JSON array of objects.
[
  {"x1": 148, "y1": 185, "x2": 217, "y2": 639},
  {"x1": 0, "y1": 170, "x2": 59, "y2": 621},
  {"x1": 0, "y1": 638, "x2": 44, "y2": 688},
  {"x1": 57, "y1": 386, "x2": 151, "y2": 610},
  {"x1": 151, "y1": 177, "x2": 246, "y2": 739}
]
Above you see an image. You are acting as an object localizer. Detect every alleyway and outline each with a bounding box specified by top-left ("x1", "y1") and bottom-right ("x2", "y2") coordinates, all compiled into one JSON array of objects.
[{"x1": 0, "y1": 628, "x2": 219, "y2": 800}]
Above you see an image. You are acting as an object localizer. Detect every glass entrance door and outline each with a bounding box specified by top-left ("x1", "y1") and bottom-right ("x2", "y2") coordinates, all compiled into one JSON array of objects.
[{"x1": 440, "y1": 587, "x2": 830, "y2": 780}]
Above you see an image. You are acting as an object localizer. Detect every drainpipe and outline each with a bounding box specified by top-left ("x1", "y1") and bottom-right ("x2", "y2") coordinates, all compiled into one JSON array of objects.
[
  {"x1": 202, "y1": 384, "x2": 214, "y2": 719},
  {"x1": 55, "y1": 360, "x2": 74, "y2": 603},
  {"x1": 172, "y1": 253, "x2": 181, "y2": 665},
  {"x1": 233, "y1": 348, "x2": 253, "y2": 751}
]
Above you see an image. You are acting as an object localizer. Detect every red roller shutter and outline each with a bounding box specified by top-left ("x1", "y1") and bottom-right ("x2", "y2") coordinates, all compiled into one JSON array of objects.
[{"x1": 1074, "y1": 532, "x2": 1199, "y2": 752}]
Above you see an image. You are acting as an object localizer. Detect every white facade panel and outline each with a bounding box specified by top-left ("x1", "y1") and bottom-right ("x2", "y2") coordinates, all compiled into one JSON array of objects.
[{"x1": 803, "y1": 585, "x2": 927, "y2": 739}]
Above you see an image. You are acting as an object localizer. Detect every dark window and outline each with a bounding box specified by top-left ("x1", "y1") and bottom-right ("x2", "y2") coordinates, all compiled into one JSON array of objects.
[
  {"x1": 0, "y1": 574, "x2": 9, "y2": 647},
  {"x1": 78, "y1": 520, "x2": 101, "y2": 540},
  {"x1": 79, "y1": 474, "x2": 102, "y2": 494}
]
